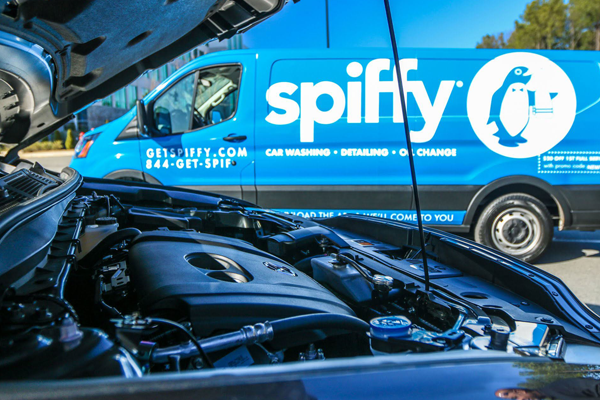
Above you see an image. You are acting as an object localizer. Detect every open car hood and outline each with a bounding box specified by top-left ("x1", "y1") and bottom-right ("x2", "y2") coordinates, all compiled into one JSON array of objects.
[{"x1": 0, "y1": 0, "x2": 285, "y2": 148}]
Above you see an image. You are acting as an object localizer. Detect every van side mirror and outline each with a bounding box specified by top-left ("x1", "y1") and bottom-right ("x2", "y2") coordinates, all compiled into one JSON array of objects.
[{"x1": 137, "y1": 99, "x2": 166, "y2": 137}]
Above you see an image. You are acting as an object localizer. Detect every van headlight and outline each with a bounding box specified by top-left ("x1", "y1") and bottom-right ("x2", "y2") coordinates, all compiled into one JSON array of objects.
[{"x1": 74, "y1": 133, "x2": 99, "y2": 158}]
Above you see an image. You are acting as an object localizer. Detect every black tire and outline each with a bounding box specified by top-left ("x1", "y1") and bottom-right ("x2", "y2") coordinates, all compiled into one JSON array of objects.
[{"x1": 474, "y1": 193, "x2": 553, "y2": 263}]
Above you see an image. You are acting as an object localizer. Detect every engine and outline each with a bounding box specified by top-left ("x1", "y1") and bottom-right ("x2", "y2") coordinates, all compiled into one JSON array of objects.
[{"x1": 127, "y1": 231, "x2": 354, "y2": 336}]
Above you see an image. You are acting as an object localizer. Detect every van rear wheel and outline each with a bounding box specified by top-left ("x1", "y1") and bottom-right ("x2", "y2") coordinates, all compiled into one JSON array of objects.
[{"x1": 474, "y1": 193, "x2": 553, "y2": 263}]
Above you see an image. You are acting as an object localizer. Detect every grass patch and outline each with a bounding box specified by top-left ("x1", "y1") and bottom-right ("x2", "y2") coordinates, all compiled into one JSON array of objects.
[{"x1": 22, "y1": 140, "x2": 65, "y2": 153}]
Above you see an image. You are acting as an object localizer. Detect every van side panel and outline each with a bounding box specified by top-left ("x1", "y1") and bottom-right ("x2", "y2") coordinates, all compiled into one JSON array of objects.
[
  {"x1": 254, "y1": 49, "x2": 600, "y2": 229},
  {"x1": 255, "y1": 55, "x2": 414, "y2": 214}
]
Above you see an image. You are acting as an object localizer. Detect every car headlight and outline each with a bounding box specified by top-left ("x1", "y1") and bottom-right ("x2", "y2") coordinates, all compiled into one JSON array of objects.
[{"x1": 74, "y1": 133, "x2": 99, "y2": 158}]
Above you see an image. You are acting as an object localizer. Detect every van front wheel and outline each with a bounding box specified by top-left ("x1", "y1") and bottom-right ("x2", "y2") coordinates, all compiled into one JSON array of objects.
[{"x1": 474, "y1": 193, "x2": 553, "y2": 263}]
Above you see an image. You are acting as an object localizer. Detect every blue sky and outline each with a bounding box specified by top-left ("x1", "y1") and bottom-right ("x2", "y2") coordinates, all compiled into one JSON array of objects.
[{"x1": 243, "y1": 0, "x2": 532, "y2": 49}]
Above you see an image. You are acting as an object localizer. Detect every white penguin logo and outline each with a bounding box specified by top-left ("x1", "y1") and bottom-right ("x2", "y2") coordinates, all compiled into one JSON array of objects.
[
  {"x1": 467, "y1": 52, "x2": 576, "y2": 159},
  {"x1": 487, "y1": 66, "x2": 535, "y2": 147},
  {"x1": 500, "y1": 83, "x2": 532, "y2": 138}
]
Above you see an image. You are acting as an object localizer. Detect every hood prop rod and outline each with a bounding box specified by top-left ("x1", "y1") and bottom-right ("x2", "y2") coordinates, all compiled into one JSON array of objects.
[{"x1": 383, "y1": 0, "x2": 430, "y2": 291}]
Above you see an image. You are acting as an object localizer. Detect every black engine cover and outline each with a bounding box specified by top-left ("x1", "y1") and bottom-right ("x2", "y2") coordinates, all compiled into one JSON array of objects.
[{"x1": 128, "y1": 231, "x2": 354, "y2": 335}]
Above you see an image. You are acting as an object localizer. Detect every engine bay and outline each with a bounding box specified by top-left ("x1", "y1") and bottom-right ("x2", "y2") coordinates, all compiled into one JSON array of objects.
[
  {"x1": 1, "y1": 166, "x2": 600, "y2": 380},
  {"x1": 127, "y1": 230, "x2": 354, "y2": 336}
]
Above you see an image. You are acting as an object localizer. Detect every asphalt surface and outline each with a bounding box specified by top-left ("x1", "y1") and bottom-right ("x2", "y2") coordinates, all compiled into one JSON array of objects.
[
  {"x1": 22, "y1": 151, "x2": 600, "y2": 313},
  {"x1": 536, "y1": 229, "x2": 600, "y2": 313}
]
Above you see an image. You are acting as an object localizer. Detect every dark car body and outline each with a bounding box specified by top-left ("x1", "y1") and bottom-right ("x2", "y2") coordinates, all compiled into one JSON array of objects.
[{"x1": 2, "y1": 352, "x2": 599, "y2": 400}]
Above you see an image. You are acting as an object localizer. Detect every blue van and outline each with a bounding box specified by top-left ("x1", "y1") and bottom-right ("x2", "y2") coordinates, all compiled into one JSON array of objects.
[{"x1": 70, "y1": 48, "x2": 600, "y2": 261}]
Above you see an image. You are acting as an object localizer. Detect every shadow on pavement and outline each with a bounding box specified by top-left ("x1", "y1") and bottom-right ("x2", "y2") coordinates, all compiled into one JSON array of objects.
[{"x1": 536, "y1": 239, "x2": 600, "y2": 265}]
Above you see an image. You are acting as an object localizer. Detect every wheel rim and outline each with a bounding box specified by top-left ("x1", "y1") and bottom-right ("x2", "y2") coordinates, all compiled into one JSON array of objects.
[{"x1": 491, "y1": 207, "x2": 542, "y2": 256}]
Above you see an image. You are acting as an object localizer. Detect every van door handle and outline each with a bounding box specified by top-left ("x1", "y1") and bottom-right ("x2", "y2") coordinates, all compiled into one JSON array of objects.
[{"x1": 223, "y1": 134, "x2": 247, "y2": 143}]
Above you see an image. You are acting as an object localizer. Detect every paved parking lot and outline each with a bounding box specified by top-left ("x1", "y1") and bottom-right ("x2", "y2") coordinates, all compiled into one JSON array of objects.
[
  {"x1": 22, "y1": 151, "x2": 600, "y2": 312},
  {"x1": 536, "y1": 229, "x2": 600, "y2": 313}
]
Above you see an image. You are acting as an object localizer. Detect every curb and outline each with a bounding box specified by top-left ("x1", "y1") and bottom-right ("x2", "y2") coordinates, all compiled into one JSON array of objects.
[{"x1": 20, "y1": 150, "x2": 75, "y2": 158}]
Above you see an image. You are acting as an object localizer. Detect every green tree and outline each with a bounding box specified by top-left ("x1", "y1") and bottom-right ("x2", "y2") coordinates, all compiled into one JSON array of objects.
[
  {"x1": 507, "y1": 0, "x2": 568, "y2": 50},
  {"x1": 517, "y1": 361, "x2": 600, "y2": 390},
  {"x1": 570, "y1": 0, "x2": 600, "y2": 50},
  {"x1": 65, "y1": 129, "x2": 75, "y2": 149},
  {"x1": 476, "y1": 33, "x2": 507, "y2": 49},
  {"x1": 51, "y1": 130, "x2": 61, "y2": 142},
  {"x1": 477, "y1": 0, "x2": 600, "y2": 51}
]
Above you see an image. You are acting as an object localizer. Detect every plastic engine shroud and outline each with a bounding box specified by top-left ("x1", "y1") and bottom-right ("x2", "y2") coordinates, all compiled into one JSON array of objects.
[{"x1": 128, "y1": 231, "x2": 354, "y2": 336}]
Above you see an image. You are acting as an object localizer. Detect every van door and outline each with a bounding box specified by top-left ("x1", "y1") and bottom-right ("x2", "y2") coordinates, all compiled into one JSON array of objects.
[
  {"x1": 254, "y1": 56, "x2": 413, "y2": 219},
  {"x1": 140, "y1": 58, "x2": 255, "y2": 199}
]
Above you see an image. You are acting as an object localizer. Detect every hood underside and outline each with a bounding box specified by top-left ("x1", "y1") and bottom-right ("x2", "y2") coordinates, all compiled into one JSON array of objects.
[{"x1": 0, "y1": 0, "x2": 285, "y2": 146}]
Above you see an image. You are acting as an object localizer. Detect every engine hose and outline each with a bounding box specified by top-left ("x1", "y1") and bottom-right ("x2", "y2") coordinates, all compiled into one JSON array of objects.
[
  {"x1": 336, "y1": 253, "x2": 375, "y2": 284},
  {"x1": 78, "y1": 228, "x2": 141, "y2": 267},
  {"x1": 150, "y1": 313, "x2": 369, "y2": 364},
  {"x1": 270, "y1": 313, "x2": 370, "y2": 336},
  {"x1": 147, "y1": 318, "x2": 214, "y2": 368}
]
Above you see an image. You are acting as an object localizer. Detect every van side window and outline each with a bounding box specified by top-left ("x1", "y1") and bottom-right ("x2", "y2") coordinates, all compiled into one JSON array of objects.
[
  {"x1": 151, "y1": 65, "x2": 241, "y2": 135},
  {"x1": 153, "y1": 74, "x2": 195, "y2": 135},
  {"x1": 192, "y1": 65, "x2": 241, "y2": 130}
]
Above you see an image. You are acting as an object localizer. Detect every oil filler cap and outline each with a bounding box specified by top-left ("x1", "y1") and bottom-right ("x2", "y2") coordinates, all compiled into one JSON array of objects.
[
  {"x1": 488, "y1": 326, "x2": 510, "y2": 351},
  {"x1": 370, "y1": 316, "x2": 412, "y2": 339}
]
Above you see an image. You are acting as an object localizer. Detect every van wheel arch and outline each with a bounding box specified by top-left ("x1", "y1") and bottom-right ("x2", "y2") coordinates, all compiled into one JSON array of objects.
[
  {"x1": 465, "y1": 176, "x2": 571, "y2": 232},
  {"x1": 103, "y1": 170, "x2": 162, "y2": 185}
]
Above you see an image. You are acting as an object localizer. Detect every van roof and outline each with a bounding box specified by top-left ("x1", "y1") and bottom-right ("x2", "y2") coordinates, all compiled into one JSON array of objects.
[{"x1": 196, "y1": 47, "x2": 600, "y2": 62}]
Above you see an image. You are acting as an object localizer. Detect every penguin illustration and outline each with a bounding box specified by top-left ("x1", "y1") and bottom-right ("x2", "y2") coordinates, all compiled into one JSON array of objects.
[{"x1": 487, "y1": 66, "x2": 536, "y2": 147}]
